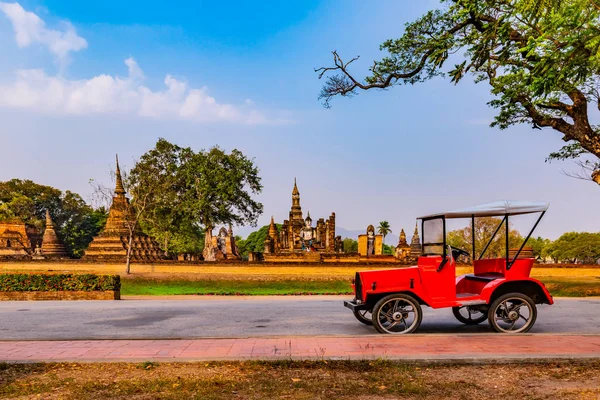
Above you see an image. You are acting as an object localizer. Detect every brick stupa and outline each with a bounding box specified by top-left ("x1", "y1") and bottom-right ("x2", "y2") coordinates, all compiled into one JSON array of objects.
[
  {"x1": 83, "y1": 156, "x2": 165, "y2": 261},
  {"x1": 41, "y1": 210, "x2": 68, "y2": 257}
]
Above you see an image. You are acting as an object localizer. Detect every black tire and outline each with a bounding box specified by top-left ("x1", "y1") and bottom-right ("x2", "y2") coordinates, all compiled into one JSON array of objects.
[
  {"x1": 488, "y1": 292, "x2": 537, "y2": 333},
  {"x1": 452, "y1": 306, "x2": 487, "y2": 325},
  {"x1": 372, "y1": 293, "x2": 422, "y2": 334},
  {"x1": 352, "y1": 309, "x2": 373, "y2": 325}
]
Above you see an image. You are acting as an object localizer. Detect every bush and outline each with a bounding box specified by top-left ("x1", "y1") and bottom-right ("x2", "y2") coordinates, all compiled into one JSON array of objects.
[{"x1": 0, "y1": 274, "x2": 120, "y2": 292}]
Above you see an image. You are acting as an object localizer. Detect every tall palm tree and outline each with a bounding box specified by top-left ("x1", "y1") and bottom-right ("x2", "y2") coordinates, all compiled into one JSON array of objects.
[{"x1": 377, "y1": 221, "x2": 392, "y2": 247}]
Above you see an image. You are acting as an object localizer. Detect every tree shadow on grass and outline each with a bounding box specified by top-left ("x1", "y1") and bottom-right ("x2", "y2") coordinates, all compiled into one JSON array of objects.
[{"x1": 0, "y1": 363, "x2": 49, "y2": 397}]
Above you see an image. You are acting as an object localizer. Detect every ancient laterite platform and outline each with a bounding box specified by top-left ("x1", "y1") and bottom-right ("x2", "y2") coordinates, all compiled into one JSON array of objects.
[{"x1": 1, "y1": 334, "x2": 599, "y2": 363}]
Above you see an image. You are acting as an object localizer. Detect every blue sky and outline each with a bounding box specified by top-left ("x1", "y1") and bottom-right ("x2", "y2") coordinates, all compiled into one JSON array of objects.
[{"x1": 0, "y1": 0, "x2": 598, "y2": 240}]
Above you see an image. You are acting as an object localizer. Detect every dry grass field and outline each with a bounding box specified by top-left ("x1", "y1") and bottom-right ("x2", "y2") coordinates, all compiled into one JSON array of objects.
[{"x1": 1, "y1": 361, "x2": 599, "y2": 399}]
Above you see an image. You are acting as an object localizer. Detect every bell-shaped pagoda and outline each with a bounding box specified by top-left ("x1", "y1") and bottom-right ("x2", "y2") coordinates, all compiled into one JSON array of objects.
[
  {"x1": 83, "y1": 155, "x2": 165, "y2": 261},
  {"x1": 41, "y1": 210, "x2": 68, "y2": 257}
]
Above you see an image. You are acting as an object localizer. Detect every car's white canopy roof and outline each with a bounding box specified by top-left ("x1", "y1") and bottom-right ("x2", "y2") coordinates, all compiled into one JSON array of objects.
[{"x1": 418, "y1": 201, "x2": 549, "y2": 219}]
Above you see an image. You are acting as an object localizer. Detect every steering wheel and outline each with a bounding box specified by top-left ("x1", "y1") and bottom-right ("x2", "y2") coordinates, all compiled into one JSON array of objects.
[{"x1": 450, "y1": 246, "x2": 470, "y2": 260}]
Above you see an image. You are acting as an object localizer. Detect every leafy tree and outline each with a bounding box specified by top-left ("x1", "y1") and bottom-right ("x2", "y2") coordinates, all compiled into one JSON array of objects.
[
  {"x1": 181, "y1": 147, "x2": 263, "y2": 261},
  {"x1": 377, "y1": 221, "x2": 392, "y2": 246},
  {"x1": 546, "y1": 232, "x2": 600, "y2": 263},
  {"x1": 526, "y1": 236, "x2": 552, "y2": 260},
  {"x1": 236, "y1": 224, "x2": 283, "y2": 259},
  {"x1": 343, "y1": 237, "x2": 358, "y2": 253},
  {"x1": 317, "y1": 0, "x2": 600, "y2": 184},
  {"x1": 446, "y1": 217, "x2": 523, "y2": 259},
  {"x1": 382, "y1": 243, "x2": 394, "y2": 255},
  {"x1": 0, "y1": 179, "x2": 106, "y2": 257},
  {"x1": 128, "y1": 139, "x2": 200, "y2": 257}
]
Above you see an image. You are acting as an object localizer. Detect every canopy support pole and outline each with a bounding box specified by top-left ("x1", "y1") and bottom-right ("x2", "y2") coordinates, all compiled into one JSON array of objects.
[
  {"x1": 507, "y1": 211, "x2": 546, "y2": 269},
  {"x1": 478, "y1": 215, "x2": 506, "y2": 260},
  {"x1": 505, "y1": 214, "x2": 509, "y2": 268},
  {"x1": 471, "y1": 215, "x2": 475, "y2": 265}
]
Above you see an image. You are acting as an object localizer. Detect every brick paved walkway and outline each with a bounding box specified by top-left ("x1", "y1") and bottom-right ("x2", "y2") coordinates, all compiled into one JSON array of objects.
[{"x1": 2, "y1": 334, "x2": 600, "y2": 363}]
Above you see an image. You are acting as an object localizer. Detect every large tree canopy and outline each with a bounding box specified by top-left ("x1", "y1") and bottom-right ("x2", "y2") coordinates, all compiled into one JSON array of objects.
[
  {"x1": 317, "y1": 0, "x2": 600, "y2": 184},
  {"x1": 128, "y1": 139, "x2": 263, "y2": 260},
  {"x1": 545, "y1": 231, "x2": 600, "y2": 263},
  {"x1": 0, "y1": 179, "x2": 106, "y2": 257},
  {"x1": 128, "y1": 139, "x2": 201, "y2": 257}
]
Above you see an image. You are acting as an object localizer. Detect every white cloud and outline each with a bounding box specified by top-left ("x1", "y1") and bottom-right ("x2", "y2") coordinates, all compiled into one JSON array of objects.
[
  {"x1": 0, "y1": 58, "x2": 288, "y2": 125},
  {"x1": 0, "y1": 2, "x2": 87, "y2": 62}
]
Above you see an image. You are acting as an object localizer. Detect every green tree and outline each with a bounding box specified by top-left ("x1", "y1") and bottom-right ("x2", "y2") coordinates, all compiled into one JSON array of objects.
[
  {"x1": 526, "y1": 236, "x2": 552, "y2": 260},
  {"x1": 342, "y1": 237, "x2": 358, "y2": 253},
  {"x1": 377, "y1": 221, "x2": 392, "y2": 246},
  {"x1": 317, "y1": 0, "x2": 600, "y2": 184},
  {"x1": 447, "y1": 217, "x2": 523, "y2": 259},
  {"x1": 382, "y1": 243, "x2": 394, "y2": 255},
  {"x1": 128, "y1": 138, "x2": 199, "y2": 257},
  {"x1": 546, "y1": 232, "x2": 600, "y2": 263},
  {"x1": 236, "y1": 224, "x2": 282, "y2": 259},
  {"x1": 182, "y1": 147, "x2": 263, "y2": 261},
  {"x1": 0, "y1": 179, "x2": 106, "y2": 257}
]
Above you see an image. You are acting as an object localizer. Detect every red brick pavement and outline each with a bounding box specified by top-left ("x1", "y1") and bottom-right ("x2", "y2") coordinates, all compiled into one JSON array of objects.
[{"x1": 1, "y1": 335, "x2": 600, "y2": 363}]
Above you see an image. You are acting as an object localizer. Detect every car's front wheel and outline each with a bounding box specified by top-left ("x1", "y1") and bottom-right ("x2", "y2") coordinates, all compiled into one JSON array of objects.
[
  {"x1": 352, "y1": 308, "x2": 373, "y2": 325},
  {"x1": 372, "y1": 294, "x2": 422, "y2": 334},
  {"x1": 488, "y1": 293, "x2": 537, "y2": 333}
]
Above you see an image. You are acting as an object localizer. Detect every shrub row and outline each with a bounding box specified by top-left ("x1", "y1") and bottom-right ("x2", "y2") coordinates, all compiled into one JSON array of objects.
[{"x1": 0, "y1": 274, "x2": 121, "y2": 292}]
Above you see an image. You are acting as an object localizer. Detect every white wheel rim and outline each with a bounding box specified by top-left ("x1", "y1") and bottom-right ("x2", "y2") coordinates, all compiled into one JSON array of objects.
[
  {"x1": 376, "y1": 297, "x2": 419, "y2": 334},
  {"x1": 493, "y1": 297, "x2": 534, "y2": 333}
]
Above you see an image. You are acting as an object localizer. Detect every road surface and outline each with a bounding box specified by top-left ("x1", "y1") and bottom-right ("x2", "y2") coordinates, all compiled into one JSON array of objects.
[{"x1": 0, "y1": 297, "x2": 597, "y2": 340}]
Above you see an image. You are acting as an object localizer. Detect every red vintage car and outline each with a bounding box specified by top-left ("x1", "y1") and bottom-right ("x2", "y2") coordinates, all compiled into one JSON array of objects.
[{"x1": 344, "y1": 201, "x2": 553, "y2": 334}]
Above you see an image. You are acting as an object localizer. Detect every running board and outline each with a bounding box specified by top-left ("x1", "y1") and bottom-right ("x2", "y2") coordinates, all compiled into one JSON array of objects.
[{"x1": 457, "y1": 299, "x2": 487, "y2": 306}]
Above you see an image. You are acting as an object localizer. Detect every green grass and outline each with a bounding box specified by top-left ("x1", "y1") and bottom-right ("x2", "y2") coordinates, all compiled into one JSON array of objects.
[
  {"x1": 120, "y1": 276, "x2": 600, "y2": 297},
  {"x1": 542, "y1": 277, "x2": 600, "y2": 297},
  {"x1": 121, "y1": 278, "x2": 353, "y2": 296}
]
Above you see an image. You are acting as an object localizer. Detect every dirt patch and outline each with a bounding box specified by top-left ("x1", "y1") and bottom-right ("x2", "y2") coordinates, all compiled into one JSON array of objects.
[{"x1": 1, "y1": 361, "x2": 599, "y2": 399}]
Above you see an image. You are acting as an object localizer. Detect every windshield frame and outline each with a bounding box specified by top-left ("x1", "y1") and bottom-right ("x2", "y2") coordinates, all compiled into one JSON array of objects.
[{"x1": 420, "y1": 216, "x2": 446, "y2": 257}]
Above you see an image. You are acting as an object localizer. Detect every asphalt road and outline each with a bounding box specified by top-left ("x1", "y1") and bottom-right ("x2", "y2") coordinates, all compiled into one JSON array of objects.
[{"x1": 1, "y1": 297, "x2": 598, "y2": 340}]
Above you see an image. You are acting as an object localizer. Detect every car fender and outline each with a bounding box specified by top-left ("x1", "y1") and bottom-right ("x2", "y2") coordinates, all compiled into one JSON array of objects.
[{"x1": 480, "y1": 278, "x2": 554, "y2": 305}]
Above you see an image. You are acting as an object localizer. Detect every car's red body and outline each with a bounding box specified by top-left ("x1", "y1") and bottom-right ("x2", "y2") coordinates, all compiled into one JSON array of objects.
[
  {"x1": 351, "y1": 256, "x2": 553, "y2": 310},
  {"x1": 345, "y1": 201, "x2": 553, "y2": 334}
]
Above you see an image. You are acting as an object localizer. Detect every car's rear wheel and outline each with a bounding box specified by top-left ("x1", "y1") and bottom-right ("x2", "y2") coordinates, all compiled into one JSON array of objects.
[
  {"x1": 372, "y1": 294, "x2": 422, "y2": 334},
  {"x1": 452, "y1": 306, "x2": 487, "y2": 325},
  {"x1": 352, "y1": 308, "x2": 373, "y2": 325},
  {"x1": 488, "y1": 293, "x2": 537, "y2": 333}
]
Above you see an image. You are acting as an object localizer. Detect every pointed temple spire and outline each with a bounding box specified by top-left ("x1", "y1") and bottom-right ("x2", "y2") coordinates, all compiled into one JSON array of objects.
[
  {"x1": 268, "y1": 216, "x2": 278, "y2": 238},
  {"x1": 398, "y1": 228, "x2": 408, "y2": 246},
  {"x1": 114, "y1": 154, "x2": 126, "y2": 196},
  {"x1": 292, "y1": 177, "x2": 299, "y2": 195},
  {"x1": 410, "y1": 222, "x2": 422, "y2": 258},
  {"x1": 45, "y1": 209, "x2": 53, "y2": 228},
  {"x1": 41, "y1": 209, "x2": 67, "y2": 257}
]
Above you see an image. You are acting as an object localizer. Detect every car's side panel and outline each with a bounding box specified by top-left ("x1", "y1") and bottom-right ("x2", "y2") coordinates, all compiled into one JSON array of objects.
[
  {"x1": 478, "y1": 278, "x2": 554, "y2": 305},
  {"x1": 357, "y1": 267, "x2": 430, "y2": 307}
]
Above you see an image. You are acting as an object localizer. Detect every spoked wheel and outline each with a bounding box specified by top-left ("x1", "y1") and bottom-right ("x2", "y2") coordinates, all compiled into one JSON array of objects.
[
  {"x1": 353, "y1": 308, "x2": 373, "y2": 325},
  {"x1": 452, "y1": 306, "x2": 487, "y2": 325},
  {"x1": 488, "y1": 293, "x2": 537, "y2": 333},
  {"x1": 372, "y1": 294, "x2": 422, "y2": 334}
]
